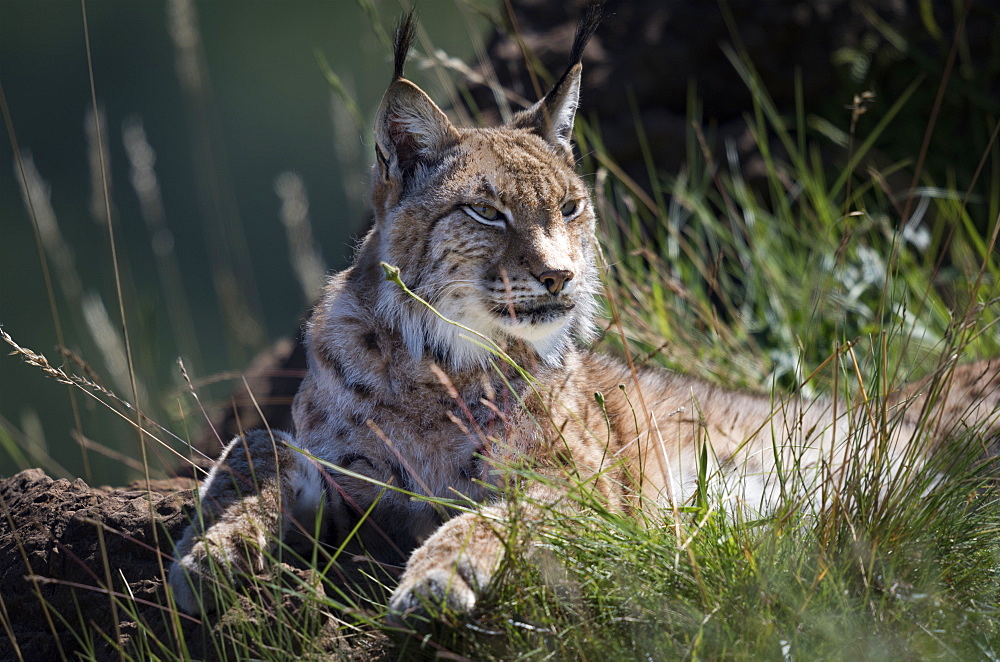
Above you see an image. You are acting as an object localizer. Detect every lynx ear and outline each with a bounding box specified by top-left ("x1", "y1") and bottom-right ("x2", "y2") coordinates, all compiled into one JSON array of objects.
[
  {"x1": 374, "y1": 12, "x2": 458, "y2": 184},
  {"x1": 374, "y1": 79, "x2": 459, "y2": 183},
  {"x1": 510, "y1": 2, "x2": 601, "y2": 160},
  {"x1": 515, "y1": 64, "x2": 582, "y2": 158}
]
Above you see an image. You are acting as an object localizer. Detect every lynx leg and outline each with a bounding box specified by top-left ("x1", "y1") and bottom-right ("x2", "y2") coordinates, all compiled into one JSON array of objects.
[{"x1": 168, "y1": 429, "x2": 325, "y2": 615}]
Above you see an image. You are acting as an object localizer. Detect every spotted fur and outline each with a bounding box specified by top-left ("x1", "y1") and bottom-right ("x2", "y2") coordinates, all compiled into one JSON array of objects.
[{"x1": 169, "y1": 8, "x2": 1000, "y2": 623}]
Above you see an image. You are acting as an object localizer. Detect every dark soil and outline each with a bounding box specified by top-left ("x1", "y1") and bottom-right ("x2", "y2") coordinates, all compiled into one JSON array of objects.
[
  {"x1": 0, "y1": 469, "x2": 386, "y2": 661},
  {"x1": 0, "y1": 469, "x2": 194, "y2": 660}
]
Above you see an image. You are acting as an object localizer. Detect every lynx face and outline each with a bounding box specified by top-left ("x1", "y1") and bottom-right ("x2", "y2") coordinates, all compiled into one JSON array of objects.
[{"x1": 370, "y1": 68, "x2": 598, "y2": 369}]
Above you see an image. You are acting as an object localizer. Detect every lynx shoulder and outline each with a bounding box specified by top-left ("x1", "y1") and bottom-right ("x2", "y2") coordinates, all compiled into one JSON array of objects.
[{"x1": 169, "y1": 7, "x2": 1000, "y2": 624}]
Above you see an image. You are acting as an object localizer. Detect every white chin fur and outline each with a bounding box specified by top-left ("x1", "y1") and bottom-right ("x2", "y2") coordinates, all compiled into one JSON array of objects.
[
  {"x1": 379, "y1": 283, "x2": 580, "y2": 370},
  {"x1": 497, "y1": 315, "x2": 569, "y2": 342},
  {"x1": 432, "y1": 299, "x2": 571, "y2": 368},
  {"x1": 472, "y1": 312, "x2": 572, "y2": 366}
]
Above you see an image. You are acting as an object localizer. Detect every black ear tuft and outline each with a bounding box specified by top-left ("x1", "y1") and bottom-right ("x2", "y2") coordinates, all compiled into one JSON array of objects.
[
  {"x1": 549, "y1": 2, "x2": 603, "y2": 101},
  {"x1": 393, "y1": 10, "x2": 418, "y2": 81},
  {"x1": 569, "y1": 3, "x2": 603, "y2": 71},
  {"x1": 376, "y1": 10, "x2": 457, "y2": 187}
]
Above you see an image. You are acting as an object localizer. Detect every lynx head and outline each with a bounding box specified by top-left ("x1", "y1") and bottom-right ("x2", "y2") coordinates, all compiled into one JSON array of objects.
[{"x1": 368, "y1": 7, "x2": 602, "y2": 369}]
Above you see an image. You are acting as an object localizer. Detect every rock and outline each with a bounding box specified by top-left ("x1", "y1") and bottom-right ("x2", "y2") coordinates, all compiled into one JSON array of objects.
[
  {"x1": 0, "y1": 469, "x2": 379, "y2": 660},
  {"x1": 0, "y1": 469, "x2": 195, "y2": 660}
]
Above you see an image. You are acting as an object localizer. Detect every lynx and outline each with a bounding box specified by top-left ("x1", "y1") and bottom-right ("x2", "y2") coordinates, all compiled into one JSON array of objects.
[{"x1": 169, "y1": 7, "x2": 1000, "y2": 625}]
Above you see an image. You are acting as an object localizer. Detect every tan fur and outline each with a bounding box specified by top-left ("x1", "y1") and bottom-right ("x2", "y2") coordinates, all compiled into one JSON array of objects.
[{"x1": 169, "y1": 12, "x2": 1000, "y2": 623}]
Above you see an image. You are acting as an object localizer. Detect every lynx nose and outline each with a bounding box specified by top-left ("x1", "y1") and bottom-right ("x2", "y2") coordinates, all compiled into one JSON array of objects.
[{"x1": 538, "y1": 269, "x2": 574, "y2": 295}]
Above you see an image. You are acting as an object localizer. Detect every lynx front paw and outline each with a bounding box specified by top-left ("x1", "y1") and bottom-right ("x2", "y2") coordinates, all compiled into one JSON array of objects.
[
  {"x1": 169, "y1": 552, "x2": 218, "y2": 616},
  {"x1": 386, "y1": 512, "x2": 504, "y2": 630},
  {"x1": 168, "y1": 558, "x2": 201, "y2": 615},
  {"x1": 168, "y1": 525, "x2": 263, "y2": 615},
  {"x1": 167, "y1": 429, "x2": 320, "y2": 615},
  {"x1": 387, "y1": 559, "x2": 482, "y2": 628}
]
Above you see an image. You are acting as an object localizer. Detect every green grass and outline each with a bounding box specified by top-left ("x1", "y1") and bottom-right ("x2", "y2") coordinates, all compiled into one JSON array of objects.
[
  {"x1": 4, "y1": 2, "x2": 1000, "y2": 660},
  {"x1": 430, "y1": 463, "x2": 1000, "y2": 659}
]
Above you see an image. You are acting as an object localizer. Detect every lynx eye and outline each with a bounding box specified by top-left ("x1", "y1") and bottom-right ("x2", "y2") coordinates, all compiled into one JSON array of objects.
[
  {"x1": 560, "y1": 199, "x2": 581, "y2": 219},
  {"x1": 463, "y1": 203, "x2": 507, "y2": 228}
]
